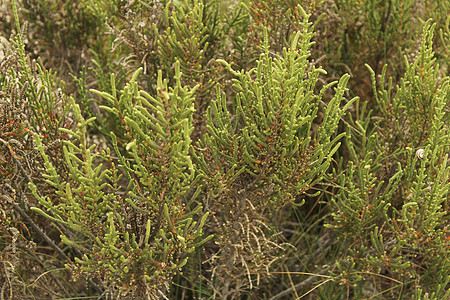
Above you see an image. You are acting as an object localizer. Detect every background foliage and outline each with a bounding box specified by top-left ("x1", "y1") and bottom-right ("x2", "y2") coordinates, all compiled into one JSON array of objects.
[{"x1": 0, "y1": 0, "x2": 448, "y2": 299}]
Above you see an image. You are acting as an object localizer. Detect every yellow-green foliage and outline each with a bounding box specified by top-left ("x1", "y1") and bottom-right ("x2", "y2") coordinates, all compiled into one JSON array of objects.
[{"x1": 0, "y1": 0, "x2": 448, "y2": 299}]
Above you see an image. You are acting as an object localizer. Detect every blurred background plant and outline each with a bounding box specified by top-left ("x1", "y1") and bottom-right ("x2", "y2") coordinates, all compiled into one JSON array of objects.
[{"x1": 0, "y1": 0, "x2": 448, "y2": 299}]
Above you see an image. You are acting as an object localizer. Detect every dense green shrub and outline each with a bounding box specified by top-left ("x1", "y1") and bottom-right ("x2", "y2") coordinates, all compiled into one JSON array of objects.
[{"x1": 0, "y1": 0, "x2": 448, "y2": 299}]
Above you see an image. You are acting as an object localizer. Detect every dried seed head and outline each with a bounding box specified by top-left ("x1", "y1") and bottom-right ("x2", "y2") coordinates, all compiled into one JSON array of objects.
[{"x1": 416, "y1": 148, "x2": 425, "y2": 160}]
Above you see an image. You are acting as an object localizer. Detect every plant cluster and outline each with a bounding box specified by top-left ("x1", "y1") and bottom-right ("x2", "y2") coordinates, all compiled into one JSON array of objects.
[{"x1": 0, "y1": 0, "x2": 448, "y2": 299}]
